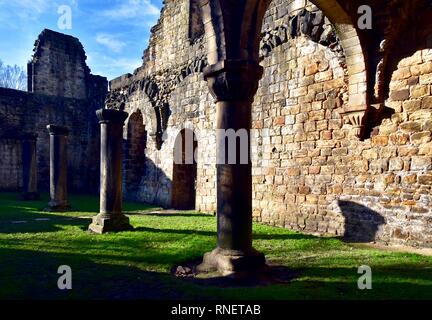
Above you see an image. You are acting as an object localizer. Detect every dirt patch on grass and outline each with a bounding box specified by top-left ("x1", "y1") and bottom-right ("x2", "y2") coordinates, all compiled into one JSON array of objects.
[
  {"x1": 351, "y1": 242, "x2": 432, "y2": 256},
  {"x1": 171, "y1": 259, "x2": 299, "y2": 288}
]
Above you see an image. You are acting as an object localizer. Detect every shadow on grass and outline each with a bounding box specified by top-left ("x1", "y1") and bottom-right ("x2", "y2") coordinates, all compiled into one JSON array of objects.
[
  {"x1": 0, "y1": 192, "x2": 158, "y2": 234},
  {"x1": 0, "y1": 216, "x2": 91, "y2": 234},
  {"x1": 142, "y1": 212, "x2": 214, "y2": 218},
  {"x1": 0, "y1": 247, "x2": 189, "y2": 300},
  {"x1": 133, "y1": 226, "x2": 318, "y2": 241},
  {"x1": 1, "y1": 246, "x2": 432, "y2": 300}
]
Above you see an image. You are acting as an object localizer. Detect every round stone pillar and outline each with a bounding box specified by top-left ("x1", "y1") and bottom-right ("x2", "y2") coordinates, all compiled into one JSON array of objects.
[
  {"x1": 88, "y1": 109, "x2": 133, "y2": 234},
  {"x1": 20, "y1": 133, "x2": 40, "y2": 201},
  {"x1": 198, "y1": 60, "x2": 266, "y2": 275},
  {"x1": 45, "y1": 125, "x2": 70, "y2": 212}
]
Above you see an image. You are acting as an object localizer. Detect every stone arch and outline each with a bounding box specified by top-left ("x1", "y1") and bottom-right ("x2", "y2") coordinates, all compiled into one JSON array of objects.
[
  {"x1": 361, "y1": 0, "x2": 432, "y2": 135},
  {"x1": 171, "y1": 128, "x2": 198, "y2": 210},
  {"x1": 200, "y1": 0, "x2": 369, "y2": 136},
  {"x1": 124, "y1": 110, "x2": 147, "y2": 192},
  {"x1": 307, "y1": 0, "x2": 368, "y2": 106},
  {"x1": 189, "y1": 0, "x2": 205, "y2": 42},
  {"x1": 382, "y1": 1, "x2": 432, "y2": 101},
  {"x1": 292, "y1": 0, "x2": 369, "y2": 138}
]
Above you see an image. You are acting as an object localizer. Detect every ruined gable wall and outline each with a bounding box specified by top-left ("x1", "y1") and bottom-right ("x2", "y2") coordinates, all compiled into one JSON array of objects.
[
  {"x1": 29, "y1": 29, "x2": 90, "y2": 99},
  {"x1": 0, "y1": 29, "x2": 107, "y2": 192}
]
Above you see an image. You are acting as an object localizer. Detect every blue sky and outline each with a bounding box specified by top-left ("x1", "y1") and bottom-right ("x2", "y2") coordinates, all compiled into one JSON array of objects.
[{"x1": 0, "y1": 0, "x2": 164, "y2": 80}]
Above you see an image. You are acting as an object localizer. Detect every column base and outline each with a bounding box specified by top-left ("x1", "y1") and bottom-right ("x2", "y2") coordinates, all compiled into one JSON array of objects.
[
  {"x1": 44, "y1": 201, "x2": 71, "y2": 212},
  {"x1": 19, "y1": 192, "x2": 40, "y2": 201},
  {"x1": 88, "y1": 213, "x2": 133, "y2": 234},
  {"x1": 197, "y1": 247, "x2": 266, "y2": 276}
]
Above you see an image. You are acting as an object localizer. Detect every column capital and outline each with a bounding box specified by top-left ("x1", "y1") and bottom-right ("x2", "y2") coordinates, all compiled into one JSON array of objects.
[
  {"x1": 46, "y1": 125, "x2": 69, "y2": 136},
  {"x1": 203, "y1": 59, "x2": 264, "y2": 102},
  {"x1": 96, "y1": 108, "x2": 128, "y2": 125}
]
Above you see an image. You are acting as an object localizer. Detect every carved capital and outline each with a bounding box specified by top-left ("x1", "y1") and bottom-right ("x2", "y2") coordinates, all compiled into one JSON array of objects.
[
  {"x1": 203, "y1": 59, "x2": 264, "y2": 102},
  {"x1": 341, "y1": 106, "x2": 368, "y2": 139},
  {"x1": 46, "y1": 125, "x2": 69, "y2": 136},
  {"x1": 96, "y1": 109, "x2": 128, "y2": 125}
]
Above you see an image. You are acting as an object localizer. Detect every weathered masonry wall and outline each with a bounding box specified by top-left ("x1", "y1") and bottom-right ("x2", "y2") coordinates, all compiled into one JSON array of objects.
[
  {"x1": 0, "y1": 138, "x2": 22, "y2": 191},
  {"x1": 0, "y1": 87, "x2": 102, "y2": 192},
  {"x1": 105, "y1": 0, "x2": 432, "y2": 247},
  {"x1": 0, "y1": 29, "x2": 107, "y2": 192}
]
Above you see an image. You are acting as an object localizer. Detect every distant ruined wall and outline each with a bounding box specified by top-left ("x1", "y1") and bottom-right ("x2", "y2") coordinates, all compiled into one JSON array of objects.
[
  {"x1": 0, "y1": 137, "x2": 22, "y2": 191},
  {"x1": 0, "y1": 29, "x2": 107, "y2": 192},
  {"x1": 92, "y1": 0, "x2": 432, "y2": 247},
  {"x1": 29, "y1": 29, "x2": 89, "y2": 99}
]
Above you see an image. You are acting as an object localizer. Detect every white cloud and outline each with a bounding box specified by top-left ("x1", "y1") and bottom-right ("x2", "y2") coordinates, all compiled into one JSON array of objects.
[
  {"x1": 0, "y1": 0, "x2": 78, "y2": 22},
  {"x1": 10, "y1": 0, "x2": 51, "y2": 13},
  {"x1": 96, "y1": 33, "x2": 126, "y2": 53},
  {"x1": 102, "y1": 0, "x2": 160, "y2": 20},
  {"x1": 87, "y1": 52, "x2": 142, "y2": 80}
]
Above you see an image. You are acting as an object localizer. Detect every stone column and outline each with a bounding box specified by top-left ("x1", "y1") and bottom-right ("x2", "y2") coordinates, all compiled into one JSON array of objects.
[
  {"x1": 198, "y1": 60, "x2": 266, "y2": 275},
  {"x1": 20, "y1": 133, "x2": 39, "y2": 200},
  {"x1": 45, "y1": 125, "x2": 70, "y2": 212},
  {"x1": 89, "y1": 109, "x2": 133, "y2": 234}
]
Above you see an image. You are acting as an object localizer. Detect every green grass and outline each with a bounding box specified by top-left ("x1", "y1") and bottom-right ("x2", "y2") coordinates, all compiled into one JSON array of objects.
[{"x1": 0, "y1": 192, "x2": 431, "y2": 300}]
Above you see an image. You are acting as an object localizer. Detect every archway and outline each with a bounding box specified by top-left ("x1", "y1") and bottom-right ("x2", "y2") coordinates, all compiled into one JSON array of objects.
[
  {"x1": 172, "y1": 128, "x2": 197, "y2": 210},
  {"x1": 124, "y1": 110, "x2": 147, "y2": 192},
  {"x1": 195, "y1": 0, "x2": 369, "y2": 273}
]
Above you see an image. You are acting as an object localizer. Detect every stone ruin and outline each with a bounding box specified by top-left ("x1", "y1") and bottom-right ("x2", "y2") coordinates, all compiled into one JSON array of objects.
[
  {"x1": 0, "y1": 29, "x2": 107, "y2": 193},
  {"x1": 1, "y1": 0, "x2": 432, "y2": 253}
]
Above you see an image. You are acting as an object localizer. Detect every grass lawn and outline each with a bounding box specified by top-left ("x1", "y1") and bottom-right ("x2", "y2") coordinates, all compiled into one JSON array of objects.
[{"x1": 0, "y1": 192, "x2": 431, "y2": 300}]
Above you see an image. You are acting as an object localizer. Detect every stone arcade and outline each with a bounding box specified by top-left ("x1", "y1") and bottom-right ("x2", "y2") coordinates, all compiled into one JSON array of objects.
[{"x1": 1, "y1": 0, "x2": 432, "y2": 274}]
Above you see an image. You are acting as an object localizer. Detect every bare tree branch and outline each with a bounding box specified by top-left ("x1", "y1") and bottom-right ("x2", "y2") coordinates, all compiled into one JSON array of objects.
[{"x1": 0, "y1": 59, "x2": 27, "y2": 91}]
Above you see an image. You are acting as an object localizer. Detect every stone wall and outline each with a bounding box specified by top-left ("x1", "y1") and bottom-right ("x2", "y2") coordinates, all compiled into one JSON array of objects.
[
  {"x1": 101, "y1": 0, "x2": 432, "y2": 247},
  {"x1": 0, "y1": 87, "x2": 103, "y2": 192},
  {"x1": 0, "y1": 29, "x2": 107, "y2": 193},
  {"x1": 0, "y1": 138, "x2": 21, "y2": 191},
  {"x1": 29, "y1": 29, "x2": 91, "y2": 99}
]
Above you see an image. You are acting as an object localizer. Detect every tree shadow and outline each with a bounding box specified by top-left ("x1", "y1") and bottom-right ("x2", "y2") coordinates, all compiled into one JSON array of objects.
[
  {"x1": 1, "y1": 227, "x2": 432, "y2": 299},
  {"x1": 0, "y1": 247, "x2": 190, "y2": 300},
  {"x1": 0, "y1": 193, "x2": 154, "y2": 234},
  {"x1": 3, "y1": 246, "x2": 432, "y2": 300},
  {"x1": 338, "y1": 200, "x2": 385, "y2": 243},
  {"x1": 0, "y1": 214, "x2": 90, "y2": 234}
]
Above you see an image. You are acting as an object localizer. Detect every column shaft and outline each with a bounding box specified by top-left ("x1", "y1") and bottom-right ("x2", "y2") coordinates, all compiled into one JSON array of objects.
[
  {"x1": 100, "y1": 121, "x2": 123, "y2": 215},
  {"x1": 45, "y1": 125, "x2": 70, "y2": 211},
  {"x1": 197, "y1": 60, "x2": 266, "y2": 274},
  {"x1": 216, "y1": 100, "x2": 252, "y2": 252},
  {"x1": 89, "y1": 108, "x2": 132, "y2": 234}
]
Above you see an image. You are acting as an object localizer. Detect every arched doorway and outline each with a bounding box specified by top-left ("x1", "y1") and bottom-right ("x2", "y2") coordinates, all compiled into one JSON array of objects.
[
  {"x1": 124, "y1": 110, "x2": 147, "y2": 193},
  {"x1": 172, "y1": 128, "x2": 197, "y2": 210}
]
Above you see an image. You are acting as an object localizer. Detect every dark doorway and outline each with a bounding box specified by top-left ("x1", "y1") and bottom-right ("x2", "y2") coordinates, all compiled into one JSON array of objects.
[{"x1": 172, "y1": 129, "x2": 197, "y2": 210}]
